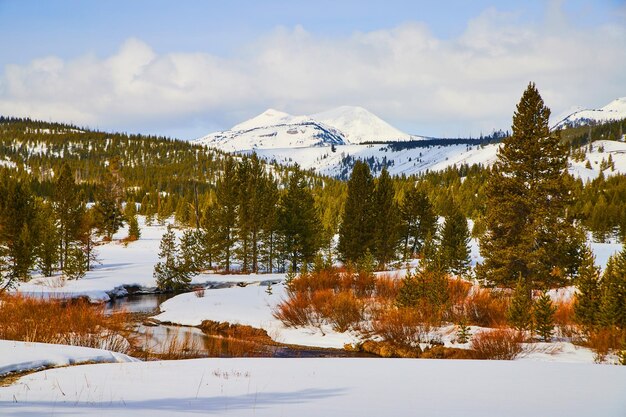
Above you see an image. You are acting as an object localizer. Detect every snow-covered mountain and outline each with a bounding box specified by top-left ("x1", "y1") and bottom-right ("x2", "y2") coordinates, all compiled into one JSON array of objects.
[
  {"x1": 554, "y1": 97, "x2": 626, "y2": 129},
  {"x1": 312, "y1": 106, "x2": 412, "y2": 143},
  {"x1": 195, "y1": 106, "x2": 418, "y2": 152}
]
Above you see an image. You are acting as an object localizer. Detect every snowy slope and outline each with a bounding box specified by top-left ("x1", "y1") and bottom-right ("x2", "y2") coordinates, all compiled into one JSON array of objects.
[
  {"x1": 2, "y1": 358, "x2": 625, "y2": 416},
  {"x1": 554, "y1": 97, "x2": 626, "y2": 129},
  {"x1": 313, "y1": 106, "x2": 414, "y2": 143},
  {"x1": 0, "y1": 340, "x2": 136, "y2": 377}
]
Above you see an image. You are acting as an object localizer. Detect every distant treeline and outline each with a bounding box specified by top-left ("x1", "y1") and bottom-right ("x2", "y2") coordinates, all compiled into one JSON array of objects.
[{"x1": 364, "y1": 130, "x2": 508, "y2": 151}]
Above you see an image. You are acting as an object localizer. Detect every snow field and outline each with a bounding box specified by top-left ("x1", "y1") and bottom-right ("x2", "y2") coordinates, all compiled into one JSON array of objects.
[{"x1": 1, "y1": 357, "x2": 625, "y2": 417}]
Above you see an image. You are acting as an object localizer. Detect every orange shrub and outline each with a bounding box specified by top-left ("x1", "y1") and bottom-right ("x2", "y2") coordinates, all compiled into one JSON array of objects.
[
  {"x1": 326, "y1": 291, "x2": 364, "y2": 332},
  {"x1": 470, "y1": 328, "x2": 524, "y2": 360},
  {"x1": 0, "y1": 294, "x2": 130, "y2": 352},
  {"x1": 273, "y1": 292, "x2": 312, "y2": 327},
  {"x1": 586, "y1": 328, "x2": 625, "y2": 363},
  {"x1": 463, "y1": 288, "x2": 509, "y2": 327},
  {"x1": 447, "y1": 278, "x2": 472, "y2": 307},
  {"x1": 553, "y1": 299, "x2": 577, "y2": 339},
  {"x1": 371, "y1": 307, "x2": 431, "y2": 347},
  {"x1": 374, "y1": 274, "x2": 401, "y2": 301}
]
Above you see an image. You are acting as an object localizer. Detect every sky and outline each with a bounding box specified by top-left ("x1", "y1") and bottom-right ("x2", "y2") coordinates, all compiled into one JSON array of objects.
[{"x1": 0, "y1": 0, "x2": 625, "y2": 139}]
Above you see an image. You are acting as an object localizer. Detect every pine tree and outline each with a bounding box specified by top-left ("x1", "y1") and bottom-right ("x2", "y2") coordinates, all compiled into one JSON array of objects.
[
  {"x1": 598, "y1": 249, "x2": 626, "y2": 329},
  {"x1": 63, "y1": 245, "x2": 87, "y2": 280},
  {"x1": 153, "y1": 225, "x2": 191, "y2": 291},
  {"x1": 127, "y1": 215, "x2": 141, "y2": 241},
  {"x1": 338, "y1": 161, "x2": 376, "y2": 262},
  {"x1": 53, "y1": 163, "x2": 85, "y2": 270},
  {"x1": 35, "y1": 200, "x2": 59, "y2": 277},
  {"x1": 0, "y1": 175, "x2": 37, "y2": 287},
  {"x1": 439, "y1": 202, "x2": 471, "y2": 277},
  {"x1": 96, "y1": 158, "x2": 125, "y2": 240},
  {"x1": 574, "y1": 246, "x2": 601, "y2": 329},
  {"x1": 372, "y1": 167, "x2": 400, "y2": 269},
  {"x1": 533, "y1": 291, "x2": 556, "y2": 342},
  {"x1": 477, "y1": 83, "x2": 583, "y2": 289},
  {"x1": 507, "y1": 276, "x2": 534, "y2": 331},
  {"x1": 213, "y1": 158, "x2": 238, "y2": 272},
  {"x1": 278, "y1": 167, "x2": 321, "y2": 271},
  {"x1": 399, "y1": 187, "x2": 437, "y2": 261}
]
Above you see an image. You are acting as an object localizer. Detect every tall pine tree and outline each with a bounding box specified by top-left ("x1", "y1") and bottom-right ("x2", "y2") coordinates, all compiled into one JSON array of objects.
[
  {"x1": 439, "y1": 202, "x2": 471, "y2": 277},
  {"x1": 338, "y1": 161, "x2": 376, "y2": 262},
  {"x1": 372, "y1": 167, "x2": 400, "y2": 268},
  {"x1": 477, "y1": 83, "x2": 583, "y2": 288}
]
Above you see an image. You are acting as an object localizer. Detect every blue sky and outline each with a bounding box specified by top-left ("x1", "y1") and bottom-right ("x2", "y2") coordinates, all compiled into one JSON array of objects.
[{"x1": 1, "y1": 0, "x2": 625, "y2": 139}]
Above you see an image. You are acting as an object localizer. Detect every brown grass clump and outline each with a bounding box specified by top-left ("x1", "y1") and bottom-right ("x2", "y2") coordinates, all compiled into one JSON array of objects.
[
  {"x1": 0, "y1": 294, "x2": 131, "y2": 353},
  {"x1": 470, "y1": 328, "x2": 524, "y2": 360}
]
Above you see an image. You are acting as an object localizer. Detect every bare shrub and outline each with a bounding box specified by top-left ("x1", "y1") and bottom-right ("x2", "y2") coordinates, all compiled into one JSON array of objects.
[
  {"x1": 553, "y1": 299, "x2": 577, "y2": 339},
  {"x1": 0, "y1": 294, "x2": 131, "y2": 353},
  {"x1": 371, "y1": 307, "x2": 431, "y2": 347},
  {"x1": 375, "y1": 274, "x2": 401, "y2": 301},
  {"x1": 273, "y1": 292, "x2": 312, "y2": 327},
  {"x1": 326, "y1": 291, "x2": 364, "y2": 332},
  {"x1": 586, "y1": 328, "x2": 625, "y2": 363},
  {"x1": 194, "y1": 287, "x2": 205, "y2": 298},
  {"x1": 470, "y1": 328, "x2": 524, "y2": 360},
  {"x1": 464, "y1": 288, "x2": 509, "y2": 327}
]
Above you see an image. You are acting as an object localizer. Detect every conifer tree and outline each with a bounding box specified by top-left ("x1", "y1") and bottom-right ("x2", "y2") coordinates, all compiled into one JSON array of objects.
[
  {"x1": 96, "y1": 158, "x2": 125, "y2": 239},
  {"x1": 574, "y1": 246, "x2": 601, "y2": 329},
  {"x1": 439, "y1": 202, "x2": 471, "y2": 277},
  {"x1": 0, "y1": 175, "x2": 37, "y2": 287},
  {"x1": 35, "y1": 200, "x2": 59, "y2": 277},
  {"x1": 153, "y1": 225, "x2": 191, "y2": 291},
  {"x1": 53, "y1": 163, "x2": 85, "y2": 270},
  {"x1": 213, "y1": 158, "x2": 238, "y2": 272},
  {"x1": 63, "y1": 245, "x2": 87, "y2": 280},
  {"x1": 373, "y1": 167, "x2": 400, "y2": 268},
  {"x1": 399, "y1": 187, "x2": 437, "y2": 261},
  {"x1": 338, "y1": 161, "x2": 376, "y2": 262},
  {"x1": 598, "y1": 249, "x2": 626, "y2": 329},
  {"x1": 477, "y1": 83, "x2": 583, "y2": 288},
  {"x1": 533, "y1": 291, "x2": 556, "y2": 341},
  {"x1": 127, "y1": 215, "x2": 141, "y2": 241},
  {"x1": 278, "y1": 167, "x2": 321, "y2": 271},
  {"x1": 507, "y1": 276, "x2": 534, "y2": 331}
]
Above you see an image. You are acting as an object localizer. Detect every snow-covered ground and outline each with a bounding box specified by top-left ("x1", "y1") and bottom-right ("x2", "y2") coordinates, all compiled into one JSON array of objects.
[
  {"x1": 2, "y1": 358, "x2": 625, "y2": 416},
  {"x1": 0, "y1": 340, "x2": 136, "y2": 377},
  {"x1": 14, "y1": 218, "x2": 287, "y2": 302},
  {"x1": 154, "y1": 283, "x2": 359, "y2": 349}
]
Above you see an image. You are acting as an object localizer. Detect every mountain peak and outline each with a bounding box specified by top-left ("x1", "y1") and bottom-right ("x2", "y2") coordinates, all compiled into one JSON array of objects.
[
  {"x1": 231, "y1": 108, "x2": 308, "y2": 132},
  {"x1": 554, "y1": 96, "x2": 626, "y2": 129},
  {"x1": 313, "y1": 106, "x2": 411, "y2": 144}
]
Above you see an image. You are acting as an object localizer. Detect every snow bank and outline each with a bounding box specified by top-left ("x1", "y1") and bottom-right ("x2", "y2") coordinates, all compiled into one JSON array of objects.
[
  {"x1": 154, "y1": 283, "x2": 359, "y2": 349},
  {"x1": 0, "y1": 340, "x2": 137, "y2": 377},
  {"x1": 2, "y1": 358, "x2": 625, "y2": 416}
]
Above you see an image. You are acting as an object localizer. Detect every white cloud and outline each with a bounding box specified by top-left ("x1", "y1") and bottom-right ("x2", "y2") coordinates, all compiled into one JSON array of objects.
[{"x1": 1, "y1": 7, "x2": 625, "y2": 139}]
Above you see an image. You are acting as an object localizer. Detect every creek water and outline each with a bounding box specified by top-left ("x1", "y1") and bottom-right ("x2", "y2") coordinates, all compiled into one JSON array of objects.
[{"x1": 105, "y1": 291, "x2": 374, "y2": 358}]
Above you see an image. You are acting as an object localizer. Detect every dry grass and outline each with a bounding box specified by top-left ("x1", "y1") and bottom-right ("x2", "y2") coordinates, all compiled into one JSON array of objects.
[
  {"x1": 470, "y1": 328, "x2": 524, "y2": 360},
  {"x1": 0, "y1": 294, "x2": 131, "y2": 353}
]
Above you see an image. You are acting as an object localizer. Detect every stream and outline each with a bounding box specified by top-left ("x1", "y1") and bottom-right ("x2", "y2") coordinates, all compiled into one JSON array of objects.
[{"x1": 105, "y1": 291, "x2": 375, "y2": 358}]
